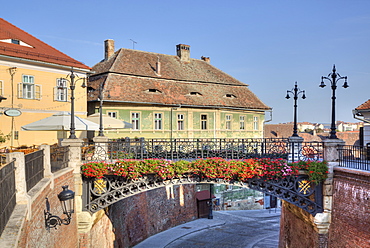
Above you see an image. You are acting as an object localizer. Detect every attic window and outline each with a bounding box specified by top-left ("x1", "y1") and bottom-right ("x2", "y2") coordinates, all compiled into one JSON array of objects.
[
  {"x1": 225, "y1": 94, "x2": 236, "y2": 98},
  {"x1": 189, "y1": 92, "x2": 202, "y2": 96},
  {"x1": 11, "y1": 39, "x2": 20, "y2": 45},
  {"x1": 147, "y1": 89, "x2": 162, "y2": 93},
  {"x1": 0, "y1": 38, "x2": 33, "y2": 47}
]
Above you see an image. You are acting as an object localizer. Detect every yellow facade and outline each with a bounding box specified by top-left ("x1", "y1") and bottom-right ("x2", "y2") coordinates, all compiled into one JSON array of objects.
[{"x1": 0, "y1": 62, "x2": 88, "y2": 148}]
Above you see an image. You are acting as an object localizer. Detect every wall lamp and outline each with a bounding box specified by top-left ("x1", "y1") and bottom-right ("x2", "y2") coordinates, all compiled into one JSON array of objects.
[{"x1": 44, "y1": 185, "x2": 75, "y2": 231}]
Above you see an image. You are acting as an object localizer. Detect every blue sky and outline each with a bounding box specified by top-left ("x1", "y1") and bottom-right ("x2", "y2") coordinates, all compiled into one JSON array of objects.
[{"x1": 2, "y1": 1, "x2": 370, "y2": 124}]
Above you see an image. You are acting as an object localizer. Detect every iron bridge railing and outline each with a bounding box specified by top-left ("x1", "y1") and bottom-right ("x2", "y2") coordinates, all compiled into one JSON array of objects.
[
  {"x1": 81, "y1": 138, "x2": 323, "y2": 162},
  {"x1": 338, "y1": 145, "x2": 370, "y2": 171},
  {"x1": 0, "y1": 160, "x2": 16, "y2": 237},
  {"x1": 25, "y1": 149, "x2": 44, "y2": 192}
]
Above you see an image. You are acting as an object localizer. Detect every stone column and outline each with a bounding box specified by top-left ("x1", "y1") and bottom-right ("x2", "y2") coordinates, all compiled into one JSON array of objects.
[
  {"x1": 61, "y1": 138, "x2": 94, "y2": 235},
  {"x1": 39, "y1": 144, "x2": 52, "y2": 179},
  {"x1": 313, "y1": 138, "x2": 345, "y2": 248},
  {"x1": 6, "y1": 152, "x2": 30, "y2": 205},
  {"x1": 288, "y1": 136, "x2": 304, "y2": 162}
]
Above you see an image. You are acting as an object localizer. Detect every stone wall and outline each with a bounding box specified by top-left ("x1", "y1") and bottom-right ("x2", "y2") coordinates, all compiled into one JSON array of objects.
[
  {"x1": 328, "y1": 167, "x2": 370, "y2": 248},
  {"x1": 17, "y1": 169, "x2": 78, "y2": 248},
  {"x1": 279, "y1": 201, "x2": 319, "y2": 248},
  {"x1": 105, "y1": 184, "x2": 198, "y2": 247}
]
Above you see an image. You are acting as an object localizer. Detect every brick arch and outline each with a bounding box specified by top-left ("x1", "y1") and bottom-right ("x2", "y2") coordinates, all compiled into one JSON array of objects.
[{"x1": 82, "y1": 174, "x2": 323, "y2": 216}]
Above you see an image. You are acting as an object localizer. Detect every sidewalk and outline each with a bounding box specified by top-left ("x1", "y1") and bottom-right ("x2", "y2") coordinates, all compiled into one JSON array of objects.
[{"x1": 133, "y1": 217, "x2": 226, "y2": 248}]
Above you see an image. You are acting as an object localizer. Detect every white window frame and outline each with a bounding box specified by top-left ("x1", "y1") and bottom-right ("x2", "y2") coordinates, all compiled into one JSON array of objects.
[
  {"x1": 226, "y1": 114, "x2": 232, "y2": 130},
  {"x1": 54, "y1": 78, "x2": 68, "y2": 102},
  {"x1": 201, "y1": 114, "x2": 207, "y2": 130},
  {"x1": 108, "y1": 112, "x2": 117, "y2": 118},
  {"x1": 18, "y1": 75, "x2": 41, "y2": 100},
  {"x1": 177, "y1": 114, "x2": 184, "y2": 130},
  {"x1": 240, "y1": 115, "x2": 245, "y2": 130},
  {"x1": 253, "y1": 116, "x2": 259, "y2": 130},
  {"x1": 154, "y1": 113, "x2": 162, "y2": 130},
  {"x1": 131, "y1": 112, "x2": 140, "y2": 130}
]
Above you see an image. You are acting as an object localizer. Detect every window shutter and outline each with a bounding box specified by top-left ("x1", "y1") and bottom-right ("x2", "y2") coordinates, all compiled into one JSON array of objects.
[
  {"x1": 17, "y1": 83, "x2": 23, "y2": 99},
  {"x1": 35, "y1": 84, "x2": 42, "y2": 100},
  {"x1": 0, "y1": 80, "x2": 3, "y2": 95}
]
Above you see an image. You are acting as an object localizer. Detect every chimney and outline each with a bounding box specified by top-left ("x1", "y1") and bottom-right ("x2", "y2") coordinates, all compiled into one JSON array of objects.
[
  {"x1": 156, "y1": 57, "x2": 161, "y2": 75},
  {"x1": 201, "y1": 56, "x2": 210, "y2": 63},
  {"x1": 176, "y1": 44, "x2": 190, "y2": 62},
  {"x1": 105, "y1": 39, "x2": 115, "y2": 60}
]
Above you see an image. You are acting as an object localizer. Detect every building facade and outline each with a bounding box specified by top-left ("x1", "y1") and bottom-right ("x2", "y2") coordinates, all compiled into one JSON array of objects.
[
  {"x1": 88, "y1": 40, "x2": 270, "y2": 140},
  {"x1": 0, "y1": 18, "x2": 91, "y2": 147}
]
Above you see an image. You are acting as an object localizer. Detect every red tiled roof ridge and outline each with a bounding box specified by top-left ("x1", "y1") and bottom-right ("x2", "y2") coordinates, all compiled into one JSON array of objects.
[
  {"x1": 356, "y1": 99, "x2": 370, "y2": 110},
  {"x1": 0, "y1": 45, "x2": 85, "y2": 65},
  {"x1": 0, "y1": 18, "x2": 90, "y2": 70}
]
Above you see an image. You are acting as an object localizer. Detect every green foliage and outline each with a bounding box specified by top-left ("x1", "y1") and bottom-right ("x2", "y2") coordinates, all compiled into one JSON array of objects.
[{"x1": 0, "y1": 131, "x2": 11, "y2": 144}]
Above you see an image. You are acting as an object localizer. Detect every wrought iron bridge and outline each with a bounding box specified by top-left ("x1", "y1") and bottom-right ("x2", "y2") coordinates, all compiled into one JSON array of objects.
[{"x1": 81, "y1": 138, "x2": 324, "y2": 216}]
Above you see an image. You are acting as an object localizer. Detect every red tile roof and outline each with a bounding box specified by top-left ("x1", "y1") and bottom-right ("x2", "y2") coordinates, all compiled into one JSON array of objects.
[
  {"x1": 0, "y1": 18, "x2": 90, "y2": 70},
  {"x1": 356, "y1": 99, "x2": 370, "y2": 110},
  {"x1": 90, "y1": 47, "x2": 270, "y2": 110}
]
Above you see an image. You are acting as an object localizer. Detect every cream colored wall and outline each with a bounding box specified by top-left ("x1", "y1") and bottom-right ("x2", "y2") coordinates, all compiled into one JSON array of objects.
[{"x1": 0, "y1": 62, "x2": 88, "y2": 148}]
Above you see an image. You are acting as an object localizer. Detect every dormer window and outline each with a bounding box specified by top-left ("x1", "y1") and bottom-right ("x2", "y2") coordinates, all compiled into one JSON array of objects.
[
  {"x1": 0, "y1": 38, "x2": 33, "y2": 48},
  {"x1": 189, "y1": 92, "x2": 202, "y2": 96},
  {"x1": 147, "y1": 89, "x2": 162, "y2": 93},
  {"x1": 225, "y1": 94, "x2": 236, "y2": 98},
  {"x1": 11, "y1": 39, "x2": 20, "y2": 45}
]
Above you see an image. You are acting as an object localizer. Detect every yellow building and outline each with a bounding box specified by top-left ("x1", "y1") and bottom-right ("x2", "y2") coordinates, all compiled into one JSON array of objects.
[{"x1": 0, "y1": 18, "x2": 91, "y2": 148}]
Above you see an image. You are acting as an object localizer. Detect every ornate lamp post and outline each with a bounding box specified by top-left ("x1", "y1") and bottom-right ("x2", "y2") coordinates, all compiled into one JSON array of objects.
[
  {"x1": 97, "y1": 81, "x2": 110, "y2": 137},
  {"x1": 60, "y1": 71, "x2": 86, "y2": 139},
  {"x1": 320, "y1": 65, "x2": 348, "y2": 139},
  {"x1": 44, "y1": 185, "x2": 75, "y2": 231},
  {"x1": 286, "y1": 82, "x2": 306, "y2": 137}
]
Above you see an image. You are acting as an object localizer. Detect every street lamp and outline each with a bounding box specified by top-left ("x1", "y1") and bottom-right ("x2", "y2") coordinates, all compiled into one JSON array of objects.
[
  {"x1": 320, "y1": 65, "x2": 348, "y2": 139},
  {"x1": 44, "y1": 185, "x2": 75, "y2": 231},
  {"x1": 286, "y1": 82, "x2": 306, "y2": 137},
  {"x1": 60, "y1": 71, "x2": 86, "y2": 139},
  {"x1": 97, "y1": 81, "x2": 110, "y2": 137}
]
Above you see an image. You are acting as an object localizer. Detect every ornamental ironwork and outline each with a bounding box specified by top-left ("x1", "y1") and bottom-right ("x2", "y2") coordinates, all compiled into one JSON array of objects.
[
  {"x1": 81, "y1": 138, "x2": 323, "y2": 162},
  {"x1": 82, "y1": 174, "x2": 323, "y2": 216}
]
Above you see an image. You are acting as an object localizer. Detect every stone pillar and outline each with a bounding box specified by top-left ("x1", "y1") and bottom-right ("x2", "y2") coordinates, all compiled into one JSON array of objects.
[
  {"x1": 313, "y1": 138, "x2": 345, "y2": 248},
  {"x1": 288, "y1": 136, "x2": 304, "y2": 162},
  {"x1": 6, "y1": 152, "x2": 30, "y2": 205},
  {"x1": 39, "y1": 144, "x2": 52, "y2": 179},
  {"x1": 60, "y1": 138, "x2": 93, "y2": 236}
]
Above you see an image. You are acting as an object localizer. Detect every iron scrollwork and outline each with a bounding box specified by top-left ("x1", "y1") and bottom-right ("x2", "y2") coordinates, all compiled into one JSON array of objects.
[{"x1": 82, "y1": 174, "x2": 323, "y2": 216}]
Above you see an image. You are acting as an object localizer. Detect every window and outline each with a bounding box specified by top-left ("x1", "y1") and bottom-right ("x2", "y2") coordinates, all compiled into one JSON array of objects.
[
  {"x1": 11, "y1": 39, "x2": 20, "y2": 45},
  {"x1": 0, "y1": 80, "x2": 3, "y2": 95},
  {"x1": 189, "y1": 92, "x2": 202, "y2": 96},
  {"x1": 226, "y1": 115, "x2": 232, "y2": 130},
  {"x1": 132, "y1": 112, "x2": 140, "y2": 130},
  {"x1": 201, "y1": 114, "x2": 207, "y2": 130},
  {"x1": 253, "y1": 116, "x2": 259, "y2": 130},
  {"x1": 240, "y1": 115, "x2": 245, "y2": 130},
  {"x1": 108, "y1": 112, "x2": 117, "y2": 118},
  {"x1": 154, "y1": 113, "x2": 162, "y2": 130},
  {"x1": 18, "y1": 75, "x2": 41, "y2": 100},
  {"x1": 55, "y1": 78, "x2": 68, "y2": 101},
  {"x1": 177, "y1": 114, "x2": 184, "y2": 130}
]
